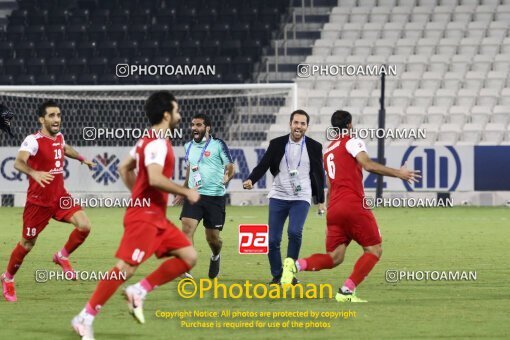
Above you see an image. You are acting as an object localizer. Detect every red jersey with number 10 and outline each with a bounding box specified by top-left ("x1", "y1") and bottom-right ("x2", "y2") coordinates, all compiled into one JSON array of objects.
[
  {"x1": 19, "y1": 131, "x2": 67, "y2": 207},
  {"x1": 124, "y1": 137, "x2": 175, "y2": 224},
  {"x1": 323, "y1": 136, "x2": 368, "y2": 205}
]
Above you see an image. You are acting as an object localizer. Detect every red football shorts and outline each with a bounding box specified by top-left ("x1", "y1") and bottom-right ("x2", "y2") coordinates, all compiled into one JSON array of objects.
[
  {"x1": 22, "y1": 200, "x2": 82, "y2": 240},
  {"x1": 116, "y1": 217, "x2": 191, "y2": 266},
  {"x1": 325, "y1": 201, "x2": 382, "y2": 252}
]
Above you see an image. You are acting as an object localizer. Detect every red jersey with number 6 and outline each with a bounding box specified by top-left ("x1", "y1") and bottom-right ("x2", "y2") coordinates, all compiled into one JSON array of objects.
[
  {"x1": 323, "y1": 136, "x2": 368, "y2": 204},
  {"x1": 124, "y1": 137, "x2": 175, "y2": 224},
  {"x1": 19, "y1": 131, "x2": 67, "y2": 207}
]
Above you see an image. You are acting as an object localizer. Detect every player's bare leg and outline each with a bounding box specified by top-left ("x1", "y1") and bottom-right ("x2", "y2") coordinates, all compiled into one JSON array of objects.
[
  {"x1": 336, "y1": 244, "x2": 382, "y2": 303},
  {"x1": 72, "y1": 260, "x2": 136, "y2": 339},
  {"x1": 1, "y1": 237, "x2": 37, "y2": 302},
  {"x1": 125, "y1": 246, "x2": 197, "y2": 324},
  {"x1": 54, "y1": 210, "x2": 91, "y2": 281},
  {"x1": 281, "y1": 244, "x2": 346, "y2": 285},
  {"x1": 205, "y1": 228, "x2": 222, "y2": 279},
  {"x1": 180, "y1": 217, "x2": 199, "y2": 278}
]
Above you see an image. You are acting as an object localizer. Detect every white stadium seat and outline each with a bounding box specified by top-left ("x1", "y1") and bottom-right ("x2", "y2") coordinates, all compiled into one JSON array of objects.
[
  {"x1": 413, "y1": 89, "x2": 435, "y2": 107},
  {"x1": 466, "y1": 21, "x2": 488, "y2": 39},
  {"x1": 326, "y1": 89, "x2": 348, "y2": 107},
  {"x1": 421, "y1": 71, "x2": 444, "y2": 91},
  {"x1": 436, "y1": 123, "x2": 461, "y2": 145},
  {"x1": 400, "y1": 72, "x2": 422, "y2": 92},
  {"x1": 498, "y1": 88, "x2": 510, "y2": 105},
  {"x1": 471, "y1": 106, "x2": 492, "y2": 125},
  {"x1": 321, "y1": 23, "x2": 342, "y2": 40},
  {"x1": 411, "y1": 6, "x2": 432, "y2": 23},
  {"x1": 428, "y1": 54, "x2": 450, "y2": 73},
  {"x1": 458, "y1": 123, "x2": 482, "y2": 145},
  {"x1": 453, "y1": 5, "x2": 476, "y2": 23},
  {"x1": 458, "y1": 37, "x2": 481, "y2": 56},
  {"x1": 471, "y1": 54, "x2": 493, "y2": 74},
  {"x1": 406, "y1": 55, "x2": 428, "y2": 73},
  {"x1": 350, "y1": 7, "x2": 371, "y2": 24},
  {"x1": 390, "y1": 89, "x2": 413, "y2": 108},
  {"x1": 480, "y1": 37, "x2": 503, "y2": 56},
  {"x1": 404, "y1": 22, "x2": 426, "y2": 39},
  {"x1": 487, "y1": 21, "x2": 508, "y2": 39},
  {"x1": 445, "y1": 22, "x2": 466, "y2": 39},
  {"x1": 370, "y1": 6, "x2": 391, "y2": 23},
  {"x1": 457, "y1": 89, "x2": 479, "y2": 107},
  {"x1": 332, "y1": 40, "x2": 354, "y2": 57},
  {"x1": 390, "y1": 6, "x2": 412, "y2": 23},
  {"x1": 432, "y1": 6, "x2": 454, "y2": 23},
  {"x1": 424, "y1": 22, "x2": 446, "y2": 39},
  {"x1": 363, "y1": 22, "x2": 384, "y2": 39},
  {"x1": 485, "y1": 72, "x2": 507, "y2": 91},
  {"x1": 495, "y1": 5, "x2": 510, "y2": 22},
  {"x1": 427, "y1": 106, "x2": 448, "y2": 124},
  {"x1": 449, "y1": 55, "x2": 471, "y2": 74},
  {"x1": 474, "y1": 5, "x2": 497, "y2": 22},
  {"x1": 464, "y1": 71, "x2": 486, "y2": 91},
  {"x1": 382, "y1": 22, "x2": 404, "y2": 39},
  {"x1": 449, "y1": 106, "x2": 469, "y2": 125},
  {"x1": 406, "y1": 106, "x2": 426, "y2": 125},
  {"x1": 395, "y1": 38, "x2": 416, "y2": 55},
  {"x1": 312, "y1": 39, "x2": 334, "y2": 56},
  {"x1": 492, "y1": 106, "x2": 510, "y2": 125},
  {"x1": 482, "y1": 123, "x2": 506, "y2": 144},
  {"x1": 437, "y1": 38, "x2": 460, "y2": 56},
  {"x1": 493, "y1": 54, "x2": 510, "y2": 72},
  {"x1": 477, "y1": 88, "x2": 500, "y2": 108},
  {"x1": 434, "y1": 89, "x2": 457, "y2": 107},
  {"x1": 442, "y1": 73, "x2": 464, "y2": 93},
  {"x1": 352, "y1": 39, "x2": 374, "y2": 56}
]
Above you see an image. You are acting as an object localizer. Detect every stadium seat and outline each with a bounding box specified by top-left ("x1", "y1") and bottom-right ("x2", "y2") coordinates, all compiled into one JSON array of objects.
[
  {"x1": 436, "y1": 123, "x2": 461, "y2": 145},
  {"x1": 400, "y1": 72, "x2": 422, "y2": 92},
  {"x1": 481, "y1": 123, "x2": 505, "y2": 144},
  {"x1": 428, "y1": 54, "x2": 450, "y2": 73},
  {"x1": 381, "y1": 22, "x2": 403, "y2": 40},
  {"x1": 391, "y1": 7, "x2": 412, "y2": 23},
  {"x1": 492, "y1": 106, "x2": 510, "y2": 125},
  {"x1": 471, "y1": 106, "x2": 492, "y2": 125},
  {"x1": 437, "y1": 38, "x2": 459, "y2": 56},
  {"x1": 448, "y1": 105, "x2": 469, "y2": 125},
  {"x1": 457, "y1": 123, "x2": 481, "y2": 145},
  {"x1": 477, "y1": 88, "x2": 500, "y2": 108},
  {"x1": 464, "y1": 71, "x2": 486, "y2": 91},
  {"x1": 426, "y1": 106, "x2": 448, "y2": 124},
  {"x1": 406, "y1": 55, "x2": 428, "y2": 73}
]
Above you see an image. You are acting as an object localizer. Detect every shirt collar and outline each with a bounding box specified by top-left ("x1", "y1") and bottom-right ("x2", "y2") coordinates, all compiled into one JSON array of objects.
[{"x1": 288, "y1": 135, "x2": 305, "y2": 145}]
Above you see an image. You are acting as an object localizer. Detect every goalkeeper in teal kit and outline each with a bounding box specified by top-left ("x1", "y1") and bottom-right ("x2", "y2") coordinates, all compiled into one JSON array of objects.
[{"x1": 174, "y1": 113, "x2": 235, "y2": 279}]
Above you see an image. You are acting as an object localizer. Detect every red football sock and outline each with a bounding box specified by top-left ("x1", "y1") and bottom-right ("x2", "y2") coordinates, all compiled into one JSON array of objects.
[
  {"x1": 6, "y1": 243, "x2": 30, "y2": 278},
  {"x1": 62, "y1": 229, "x2": 90, "y2": 257},
  {"x1": 144, "y1": 258, "x2": 190, "y2": 291},
  {"x1": 87, "y1": 267, "x2": 126, "y2": 316},
  {"x1": 346, "y1": 253, "x2": 380, "y2": 289},
  {"x1": 300, "y1": 253, "x2": 335, "y2": 272}
]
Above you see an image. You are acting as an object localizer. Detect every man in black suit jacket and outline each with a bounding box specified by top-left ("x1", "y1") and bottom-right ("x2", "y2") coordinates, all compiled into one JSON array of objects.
[{"x1": 243, "y1": 110, "x2": 325, "y2": 284}]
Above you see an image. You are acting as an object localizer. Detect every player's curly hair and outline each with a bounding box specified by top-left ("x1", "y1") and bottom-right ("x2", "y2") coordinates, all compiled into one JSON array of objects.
[
  {"x1": 145, "y1": 91, "x2": 177, "y2": 125},
  {"x1": 331, "y1": 110, "x2": 352, "y2": 129}
]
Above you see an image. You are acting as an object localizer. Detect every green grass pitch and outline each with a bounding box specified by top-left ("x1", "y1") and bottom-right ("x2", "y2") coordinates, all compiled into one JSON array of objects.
[{"x1": 0, "y1": 206, "x2": 508, "y2": 339}]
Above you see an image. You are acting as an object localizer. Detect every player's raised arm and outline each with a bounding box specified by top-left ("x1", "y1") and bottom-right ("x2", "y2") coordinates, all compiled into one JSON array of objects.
[
  {"x1": 63, "y1": 144, "x2": 95, "y2": 169},
  {"x1": 14, "y1": 150, "x2": 54, "y2": 188},
  {"x1": 147, "y1": 163, "x2": 200, "y2": 204},
  {"x1": 118, "y1": 154, "x2": 137, "y2": 191},
  {"x1": 355, "y1": 151, "x2": 421, "y2": 184}
]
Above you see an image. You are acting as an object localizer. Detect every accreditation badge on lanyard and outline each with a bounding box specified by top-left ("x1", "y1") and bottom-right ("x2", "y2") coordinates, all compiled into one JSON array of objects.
[
  {"x1": 185, "y1": 138, "x2": 212, "y2": 189},
  {"x1": 285, "y1": 136, "x2": 305, "y2": 195}
]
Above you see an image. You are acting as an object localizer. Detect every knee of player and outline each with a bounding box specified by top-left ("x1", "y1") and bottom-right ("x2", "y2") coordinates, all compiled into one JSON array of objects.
[
  {"x1": 20, "y1": 239, "x2": 36, "y2": 251},
  {"x1": 116, "y1": 261, "x2": 137, "y2": 278},
  {"x1": 331, "y1": 253, "x2": 344, "y2": 266},
  {"x1": 287, "y1": 230, "x2": 302, "y2": 239},
  {"x1": 76, "y1": 220, "x2": 92, "y2": 232},
  {"x1": 366, "y1": 245, "x2": 382, "y2": 258},
  {"x1": 181, "y1": 248, "x2": 198, "y2": 268}
]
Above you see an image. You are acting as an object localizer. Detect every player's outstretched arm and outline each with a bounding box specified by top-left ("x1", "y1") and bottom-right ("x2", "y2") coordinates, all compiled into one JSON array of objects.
[
  {"x1": 14, "y1": 150, "x2": 54, "y2": 188},
  {"x1": 243, "y1": 140, "x2": 274, "y2": 189},
  {"x1": 355, "y1": 151, "x2": 421, "y2": 184},
  {"x1": 147, "y1": 163, "x2": 200, "y2": 204},
  {"x1": 63, "y1": 144, "x2": 95, "y2": 169},
  {"x1": 118, "y1": 155, "x2": 137, "y2": 191}
]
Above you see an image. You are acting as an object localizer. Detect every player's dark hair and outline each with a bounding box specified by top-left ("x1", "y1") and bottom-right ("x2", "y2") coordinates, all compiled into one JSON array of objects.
[
  {"x1": 37, "y1": 100, "x2": 59, "y2": 118},
  {"x1": 144, "y1": 91, "x2": 177, "y2": 125},
  {"x1": 331, "y1": 110, "x2": 352, "y2": 129},
  {"x1": 290, "y1": 109, "x2": 310, "y2": 125},
  {"x1": 192, "y1": 113, "x2": 211, "y2": 128}
]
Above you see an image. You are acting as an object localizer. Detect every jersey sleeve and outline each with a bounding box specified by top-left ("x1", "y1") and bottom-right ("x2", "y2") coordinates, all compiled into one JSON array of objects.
[
  {"x1": 217, "y1": 139, "x2": 233, "y2": 165},
  {"x1": 144, "y1": 139, "x2": 167, "y2": 167},
  {"x1": 345, "y1": 138, "x2": 367, "y2": 158},
  {"x1": 19, "y1": 135, "x2": 38, "y2": 156},
  {"x1": 128, "y1": 146, "x2": 136, "y2": 159}
]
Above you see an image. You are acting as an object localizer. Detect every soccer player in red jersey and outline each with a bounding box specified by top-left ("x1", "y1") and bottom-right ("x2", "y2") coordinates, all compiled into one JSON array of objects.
[
  {"x1": 72, "y1": 91, "x2": 200, "y2": 339},
  {"x1": 1, "y1": 100, "x2": 95, "y2": 302},
  {"x1": 281, "y1": 110, "x2": 421, "y2": 302}
]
